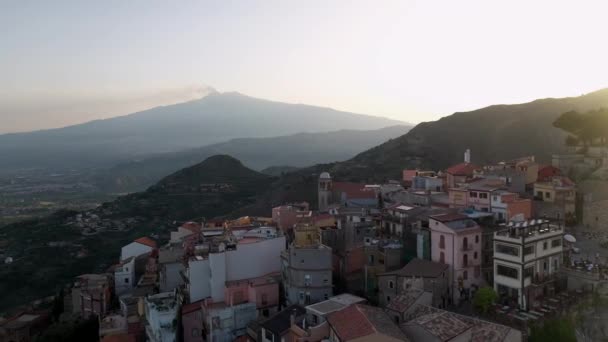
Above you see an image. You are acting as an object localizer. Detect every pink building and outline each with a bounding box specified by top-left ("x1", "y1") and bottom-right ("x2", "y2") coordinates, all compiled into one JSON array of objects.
[
  {"x1": 429, "y1": 214, "x2": 482, "y2": 304},
  {"x1": 182, "y1": 301, "x2": 204, "y2": 342},
  {"x1": 224, "y1": 275, "x2": 280, "y2": 318},
  {"x1": 402, "y1": 169, "x2": 436, "y2": 187}
]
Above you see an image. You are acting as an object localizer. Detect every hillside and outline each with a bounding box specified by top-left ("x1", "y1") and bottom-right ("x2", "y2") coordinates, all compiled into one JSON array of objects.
[
  {"x1": 0, "y1": 155, "x2": 272, "y2": 310},
  {"x1": 0, "y1": 91, "x2": 404, "y2": 171},
  {"x1": 234, "y1": 88, "x2": 608, "y2": 213},
  {"x1": 98, "y1": 125, "x2": 411, "y2": 192}
]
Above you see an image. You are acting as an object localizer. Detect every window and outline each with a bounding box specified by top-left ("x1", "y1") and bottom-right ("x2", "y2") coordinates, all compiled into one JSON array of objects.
[
  {"x1": 524, "y1": 245, "x2": 535, "y2": 255},
  {"x1": 552, "y1": 239, "x2": 562, "y2": 248},
  {"x1": 480, "y1": 193, "x2": 488, "y2": 199},
  {"x1": 493, "y1": 195, "x2": 498, "y2": 201},
  {"x1": 305, "y1": 274, "x2": 311, "y2": 286},
  {"x1": 463, "y1": 237, "x2": 469, "y2": 250},
  {"x1": 481, "y1": 207, "x2": 489, "y2": 212},
  {"x1": 299, "y1": 291, "x2": 304, "y2": 301},
  {"x1": 497, "y1": 265, "x2": 518, "y2": 279},
  {"x1": 439, "y1": 235, "x2": 445, "y2": 249},
  {"x1": 475, "y1": 235, "x2": 479, "y2": 243},
  {"x1": 543, "y1": 261, "x2": 548, "y2": 271},
  {"x1": 463, "y1": 271, "x2": 468, "y2": 280},
  {"x1": 323, "y1": 278, "x2": 329, "y2": 284},
  {"x1": 524, "y1": 267, "x2": 534, "y2": 279},
  {"x1": 369, "y1": 255, "x2": 375, "y2": 264},
  {"x1": 265, "y1": 329, "x2": 274, "y2": 341},
  {"x1": 545, "y1": 192, "x2": 551, "y2": 199},
  {"x1": 324, "y1": 293, "x2": 329, "y2": 300},
  {"x1": 261, "y1": 294, "x2": 268, "y2": 306},
  {"x1": 543, "y1": 242, "x2": 548, "y2": 250},
  {"x1": 386, "y1": 296, "x2": 391, "y2": 302},
  {"x1": 305, "y1": 292, "x2": 311, "y2": 304},
  {"x1": 262, "y1": 309, "x2": 270, "y2": 317},
  {"x1": 474, "y1": 252, "x2": 478, "y2": 259},
  {"x1": 463, "y1": 254, "x2": 469, "y2": 267},
  {"x1": 470, "y1": 191, "x2": 478, "y2": 198},
  {"x1": 124, "y1": 278, "x2": 129, "y2": 284},
  {"x1": 496, "y1": 244, "x2": 519, "y2": 256},
  {"x1": 389, "y1": 280, "x2": 394, "y2": 289},
  {"x1": 440, "y1": 252, "x2": 445, "y2": 264},
  {"x1": 192, "y1": 328, "x2": 199, "y2": 337},
  {"x1": 553, "y1": 259, "x2": 558, "y2": 270}
]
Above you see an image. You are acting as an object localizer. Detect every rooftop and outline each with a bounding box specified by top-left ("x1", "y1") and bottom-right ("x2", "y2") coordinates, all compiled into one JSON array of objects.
[
  {"x1": 134, "y1": 237, "x2": 157, "y2": 248},
  {"x1": 327, "y1": 304, "x2": 408, "y2": 341},
  {"x1": 381, "y1": 258, "x2": 448, "y2": 278},
  {"x1": 261, "y1": 304, "x2": 306, "y2": 335},
  {"x1": 158, "y1": 247, "x2": 184, "y2": 264},
  {"x1": 446, "y1": 162, "x2": 479, "y2": 176},
  {"x1": 385, "y1": 289, "x2": 425, "y2": 313}
]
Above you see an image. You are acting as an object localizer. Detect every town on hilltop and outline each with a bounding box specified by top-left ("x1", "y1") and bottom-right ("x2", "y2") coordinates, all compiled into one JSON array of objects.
[{"x1": 2, "y1": 149, "x2": 607, "y2": 342}]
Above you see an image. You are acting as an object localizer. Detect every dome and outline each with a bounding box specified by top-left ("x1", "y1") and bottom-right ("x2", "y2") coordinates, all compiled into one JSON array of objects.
[{"x1": 319, "y1": 172, "x2": 331, "y2": 180}]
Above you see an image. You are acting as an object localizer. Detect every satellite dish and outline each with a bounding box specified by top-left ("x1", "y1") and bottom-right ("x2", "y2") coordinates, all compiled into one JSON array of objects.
[{"x1": 564, "y1": 234, "x2": 576, "y2": 243}]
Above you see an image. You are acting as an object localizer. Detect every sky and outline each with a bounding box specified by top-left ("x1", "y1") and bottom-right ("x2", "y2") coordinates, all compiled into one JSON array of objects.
[{"x1": 1, "y1": 0, "x2": 608, "y2": 134}]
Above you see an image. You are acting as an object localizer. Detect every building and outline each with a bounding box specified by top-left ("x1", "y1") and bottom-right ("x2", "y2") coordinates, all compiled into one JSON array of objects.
[
  {"x1": 533, "y1": 176, "x2": 576, "y2": 221},
  {"x1": 70, "y1": 274, "x2": 113, "y2": 318},
  {"x1": 445, "y1": 162, "x2": 479, "y2": 189},
  {"x1": 493, "y1": 219, "x2": 564, "y2": 310},
  {"x1": 202, "y1": 300, "x2": 257, "y2": 342},
  {"x1": 272, "y1": 202, "x2": 311, "y2": 233},
  {"x1": 260, "y1": 305, "x2": 306, "y2": 342},
  {"x1": 326, "y1": 304, "x2": 408, "y2": 342},
  {"x1": 318, "y1": 172, "x2": 333, "y2": 212},
  {"x1": 0, "y1": 312, "x2": 50, "y2": 342},
  {"x1": 537, "y1": 165, "x2": 562, "y2": 182},
  {"x1": 411, "y1": 175, "x2": 443, "y2": 192},
  {"x1": 181, "y1": 301, "x2": 203, "y2": 342},
  {"x1": 121, "y1": 237, "x2": 157, "y2": 262},
  {"x1": 281, "y1": 241, "x2": 333, "y2": 306},
  {"x1": 114, "y1": 257, "x2": 136, "y2": 297},
  {"x1": 490, "y1": 190, "x2": 532, "y2": 222},
  {"x1": 159, "y1": 247, "x2": 186, "y2": 293},
  {"x1": 402, "y1": 170, "x2": 436, "y2": 187},
  {"x1": 288, "y1": 294, "x2": 366, "y2": 342},
  {"x1": 429, "y1": 214, "x2": 483, "y2": 304},
  {"x1": 185, "y1": 235, "x2": 286, "y2": 303},
  {"x1": 377, "y1": 258, "x2": 449, "y2": 309},
  {"x1": 144, "y1": 292, "x2": 179, "y2": 342},
  {"x1": 400, "y1": 304, "x2": 522, "y2": 342}
]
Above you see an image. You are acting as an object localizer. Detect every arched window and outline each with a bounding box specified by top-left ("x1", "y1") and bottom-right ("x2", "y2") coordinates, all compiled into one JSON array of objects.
[
  {"x1": 440, "y1": 251, "x2": 445, "y2": 264},
  {"x1": 440, "y1": 235, "x2": 445, "y2": 249},
  {"x1": 463, "y1": 237, "x2": 469, "y2": 250},
  {"x1": 475, "y1": 235, "x2": 479, "y2": 243},
  {"x1": 463, "y1": 254, "x2": 468, "y2": 267},
  {"x1": 474, "y1": 252, "x2": 478, "y2": 259}
]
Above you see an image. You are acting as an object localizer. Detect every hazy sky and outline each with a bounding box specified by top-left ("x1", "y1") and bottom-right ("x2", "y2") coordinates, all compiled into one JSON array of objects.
[{"x1": 2, "y1": 0, "x2": 608, "y2": 133}]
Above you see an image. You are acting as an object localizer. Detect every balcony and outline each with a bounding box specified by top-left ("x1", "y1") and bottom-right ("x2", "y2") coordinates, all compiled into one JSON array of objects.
[{"x1": 461, "y1": 244, "x2": 473, "y2": 251}]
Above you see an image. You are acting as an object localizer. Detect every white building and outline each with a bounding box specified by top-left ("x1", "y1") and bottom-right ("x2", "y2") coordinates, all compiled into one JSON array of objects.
[
  {"x1": 144, "y1": 292, "x2": 179, "y2": 342},
  {"x1": 493, "y1": 219, "x2": 564, "y2": 310},
  {"x1": 121, "y1": 237, "x2": 156, "y2": 261},
  {"x1": 114, "y1": 256, "x2": 136, "y2": 296},
  {"x1": 186, "y1": 236, "x2": 286, "y2": 303}
]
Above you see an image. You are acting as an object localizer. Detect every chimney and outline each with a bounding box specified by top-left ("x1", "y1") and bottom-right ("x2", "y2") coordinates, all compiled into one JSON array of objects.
[{"x1": 464, "y1": 149, "x2": 471, "y2": 163}]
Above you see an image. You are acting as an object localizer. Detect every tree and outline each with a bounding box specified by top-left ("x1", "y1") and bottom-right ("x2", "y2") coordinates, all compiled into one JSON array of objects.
[
  {"x1": 473, "y1": 286, "x2": 497, "y2": 314},
  {"x1": 529, "y1": 317, "x2": 577, "y2": 342}
]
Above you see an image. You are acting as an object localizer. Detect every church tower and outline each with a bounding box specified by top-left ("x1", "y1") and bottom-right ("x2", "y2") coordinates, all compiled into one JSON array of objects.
[{"x1": 318, "y1": 172, "x2": 332, "y2": 212}]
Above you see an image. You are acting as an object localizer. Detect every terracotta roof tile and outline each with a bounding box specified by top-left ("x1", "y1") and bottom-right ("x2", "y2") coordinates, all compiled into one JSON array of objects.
[
  {"x1": 446, "y1": 163, "x2": 479, "y2": 176},
  {"x1": 134, "y1": 237, "x2": 157, "y2": 248}
]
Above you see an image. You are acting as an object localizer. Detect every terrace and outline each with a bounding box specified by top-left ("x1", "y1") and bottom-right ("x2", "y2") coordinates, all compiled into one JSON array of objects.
[{"x1": 494, "y1": 219, "x2": 563, "y2": 243}]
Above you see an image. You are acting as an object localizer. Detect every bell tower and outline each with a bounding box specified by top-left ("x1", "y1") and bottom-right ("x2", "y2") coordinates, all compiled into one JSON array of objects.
[{"x1": 318, "y1": 172, "x2": 332, "y2": 212}]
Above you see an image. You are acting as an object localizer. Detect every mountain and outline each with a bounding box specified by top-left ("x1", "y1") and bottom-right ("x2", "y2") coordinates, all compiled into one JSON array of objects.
[
  {"x1": 0, "y1": 91, "x2": 405, "y2": 172},
  {"x1": 233, "y1": 88, "x2": 608, "y2": 213},
  {"x1": 98, "y1": 125, "x2": 411, "y2": 192},
  {"x1": 0, "y1": 155, "x2": 273, "y2": 310}
]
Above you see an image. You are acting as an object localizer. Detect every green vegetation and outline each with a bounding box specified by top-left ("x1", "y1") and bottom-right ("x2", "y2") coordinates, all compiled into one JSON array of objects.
[
  {"x1": 529, "y1": 317, "x2": 577, "y2": 342},
  {"x1": 473, "y1": 287, "x2": 498, "y2": 314},
  {"x1": 554, "y1": 108, "x2": 608, "y2": 146}
]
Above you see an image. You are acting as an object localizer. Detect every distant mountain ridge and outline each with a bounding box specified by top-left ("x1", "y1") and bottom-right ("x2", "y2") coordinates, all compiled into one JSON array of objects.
[
  {"x1": 232, "y1": 88, "x2": 608, "y2": 214},
  {"x1": 0, "y1": 91, "x2": 405, "y2": 171},
  {"x1": 98, "y1": 125, "x2": 411, "y2": 192}
]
